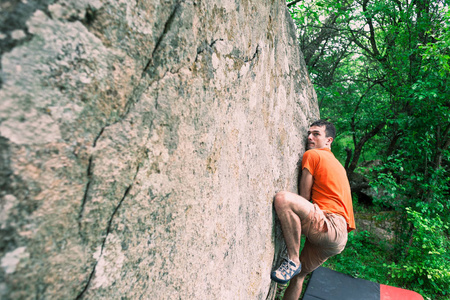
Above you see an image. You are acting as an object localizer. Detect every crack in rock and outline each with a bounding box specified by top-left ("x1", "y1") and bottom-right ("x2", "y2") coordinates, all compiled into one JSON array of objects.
[
  {"x1": 76, "y1": 58, "x2": 156, "y2": 242},
  {"x1": 77, "y1": 156, "x2": 94, "y2": 242},
  {"x1": 142, "y1": 0, "x2": 186, "y2": 77},
  {"x1": 243, "y1": 44, "x2": 261, "y2": 64},
  {"x1": 76, "y1": 164, "x2": 141, "y2": 299},
  {"x1": 87, "y1": 73, "x2": 151, "y2": 151},
  {"x1": 194, "y1": 38, "x2": 224, "y2": 62},
  {"x1": 92, "y1": 128, "x2": 105, "y2": 148},
  {"x1": 195, "y1": 40, "x2": 261, "y2": 67}
]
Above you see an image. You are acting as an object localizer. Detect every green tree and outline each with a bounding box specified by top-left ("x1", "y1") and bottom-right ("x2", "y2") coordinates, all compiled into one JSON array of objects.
[{"x1": 287, "y1": 0, "x2": 450, "y2": 297}]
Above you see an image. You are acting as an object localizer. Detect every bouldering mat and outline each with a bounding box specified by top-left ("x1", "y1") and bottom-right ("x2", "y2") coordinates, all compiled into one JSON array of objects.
[{"x1": 302, "y1": 267, "x2": 424, "y2": 300}]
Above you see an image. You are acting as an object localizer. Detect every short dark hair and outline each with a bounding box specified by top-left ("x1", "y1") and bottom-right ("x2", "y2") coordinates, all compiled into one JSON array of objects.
[{"x1": 310, "y1": 119, "x2": 336, "y2": 139}]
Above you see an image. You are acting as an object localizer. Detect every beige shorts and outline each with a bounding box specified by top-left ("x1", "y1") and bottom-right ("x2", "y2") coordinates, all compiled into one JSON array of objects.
[{"x1": 299, "y1": 203, "x2": 348, "y2": 275}]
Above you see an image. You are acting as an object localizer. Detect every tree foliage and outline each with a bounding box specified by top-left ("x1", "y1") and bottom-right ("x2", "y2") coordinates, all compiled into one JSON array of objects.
[{"x1": 288, "y1": 0, "x2": 450, "y2": 298}]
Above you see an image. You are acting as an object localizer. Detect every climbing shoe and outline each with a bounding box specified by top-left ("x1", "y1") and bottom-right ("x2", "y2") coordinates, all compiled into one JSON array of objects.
[{"x1": 270, "y1": 258, "x2": 301, "y2": 284}]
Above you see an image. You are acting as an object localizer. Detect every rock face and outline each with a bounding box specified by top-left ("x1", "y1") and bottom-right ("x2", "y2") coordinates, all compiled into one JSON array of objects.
[{"x1": 0, "y1": 0, "x2": 319, "y2": 299}]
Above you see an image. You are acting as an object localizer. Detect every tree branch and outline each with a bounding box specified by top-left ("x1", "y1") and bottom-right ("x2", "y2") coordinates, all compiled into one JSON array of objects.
[
  {"x1": 347, "y1": 121, "x2": 386, "y2": 178},
  {"x1": 287, "y1": 0, "x2": 302, "y2": 7},
  {"x1": 363, "y1": 0, "x2": 381, "y2": 58}
]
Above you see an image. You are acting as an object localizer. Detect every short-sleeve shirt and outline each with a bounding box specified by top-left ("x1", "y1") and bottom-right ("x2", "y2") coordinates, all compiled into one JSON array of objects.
[{"x1": 302, "y1": 148, "x2": 355, "y2": 232}]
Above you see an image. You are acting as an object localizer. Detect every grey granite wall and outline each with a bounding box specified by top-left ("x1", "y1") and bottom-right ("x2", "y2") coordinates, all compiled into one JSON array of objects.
[{"x1": 0, "y1": 0, "x2": 319, "y2": 298}]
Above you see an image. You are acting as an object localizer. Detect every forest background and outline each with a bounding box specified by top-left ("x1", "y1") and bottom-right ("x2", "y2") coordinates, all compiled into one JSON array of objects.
[{"x1": 283, "y1": 0, "x2": 450, "y2": 299}]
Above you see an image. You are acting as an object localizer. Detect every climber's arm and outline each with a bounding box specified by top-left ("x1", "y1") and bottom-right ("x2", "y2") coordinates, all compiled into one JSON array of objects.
[{"x1": 299, "y1": 168, "x2": 313, "y2": 201}]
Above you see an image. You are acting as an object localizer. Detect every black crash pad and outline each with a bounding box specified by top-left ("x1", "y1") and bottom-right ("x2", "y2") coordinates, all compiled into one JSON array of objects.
[{"x1": 302, "y1": 267, "x2": 423, "y2": 300}]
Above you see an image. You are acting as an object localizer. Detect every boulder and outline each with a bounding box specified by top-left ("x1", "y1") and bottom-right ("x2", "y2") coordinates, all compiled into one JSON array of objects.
[{"x1": 0, "y1": 0, "x2": 319, "y2": 298}]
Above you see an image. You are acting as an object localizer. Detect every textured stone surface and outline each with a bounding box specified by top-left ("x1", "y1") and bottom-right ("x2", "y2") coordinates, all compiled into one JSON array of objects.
[{"x1": 0, "y1": 0, "x2": 319, "y2": 298}]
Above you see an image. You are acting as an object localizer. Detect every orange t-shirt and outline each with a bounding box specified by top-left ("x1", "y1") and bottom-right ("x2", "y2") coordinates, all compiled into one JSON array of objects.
[{"x1": 302, "y1": 148, "x2": 355, "y2": 232}]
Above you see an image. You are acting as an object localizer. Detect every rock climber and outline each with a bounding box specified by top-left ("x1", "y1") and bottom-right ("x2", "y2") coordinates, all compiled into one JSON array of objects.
[{"x1": 270, "y1": 119, "x2": 355, "y2": 299}]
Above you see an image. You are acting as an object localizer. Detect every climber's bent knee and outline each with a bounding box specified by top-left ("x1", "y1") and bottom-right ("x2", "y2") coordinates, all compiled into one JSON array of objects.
[{"x1": 274, "y1": 191, "x2": 313, "y2": 220}]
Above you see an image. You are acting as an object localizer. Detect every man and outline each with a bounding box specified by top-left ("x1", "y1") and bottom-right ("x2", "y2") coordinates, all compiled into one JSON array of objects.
[{"x1": 271, "y1": 119, "x2": 355, "y2": 300}]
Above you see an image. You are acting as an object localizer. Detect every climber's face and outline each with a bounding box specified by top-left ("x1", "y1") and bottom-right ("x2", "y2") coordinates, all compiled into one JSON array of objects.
[{"x1": 307, "y1": 125, "x2": 333, "y2": 150}]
